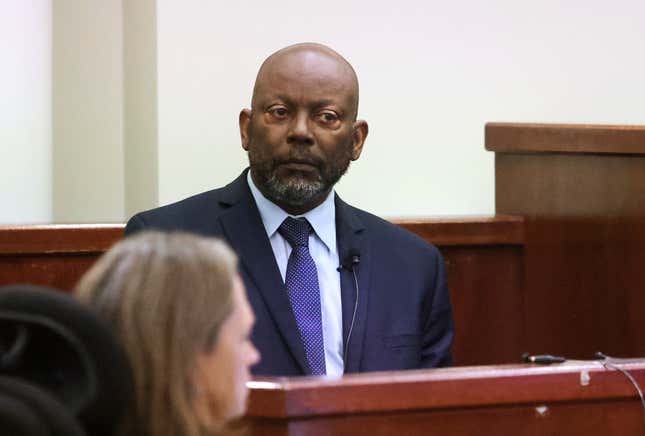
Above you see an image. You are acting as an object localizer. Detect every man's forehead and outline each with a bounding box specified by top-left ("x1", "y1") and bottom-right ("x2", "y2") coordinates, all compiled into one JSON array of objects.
[
  {"x1": 257, "y1": 70, "x2": 353, "y2": 101},
  {"x1": 252, "y1": 45, "x2": 358, "y2": 108},
  {"x1": 261, "y1": 44, "x2": 355, "y2": 78}
]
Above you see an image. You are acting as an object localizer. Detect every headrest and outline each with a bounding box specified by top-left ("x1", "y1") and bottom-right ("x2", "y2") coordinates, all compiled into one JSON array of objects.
[
  {"x1": 0, "y1": 376, "x2": 85, "y2": 436},
  {"x1": 0, "y1": 284, "x2": 133, "y2": 436},
  {"x1": 0, "y1": 391, "x2": 49, "y2": 436}
]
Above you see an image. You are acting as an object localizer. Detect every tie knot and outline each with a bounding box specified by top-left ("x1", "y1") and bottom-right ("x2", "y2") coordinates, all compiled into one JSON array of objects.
[{"x1": 278, "y1": 217, "x2": 312, "y2": 247}]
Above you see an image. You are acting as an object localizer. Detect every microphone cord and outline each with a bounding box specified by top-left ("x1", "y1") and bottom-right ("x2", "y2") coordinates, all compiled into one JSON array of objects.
[
  {"x1": 595, "y1": 352, "x2": 645, "y2": 425},
  {"x1": 343, "y1": 268, "x2": 359, "y2": 370}
]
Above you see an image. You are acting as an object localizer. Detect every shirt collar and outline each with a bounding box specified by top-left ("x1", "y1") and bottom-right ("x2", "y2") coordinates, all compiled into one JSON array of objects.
[{"x1": 247, "y1": 171, "x2": 337, "y2": 253}]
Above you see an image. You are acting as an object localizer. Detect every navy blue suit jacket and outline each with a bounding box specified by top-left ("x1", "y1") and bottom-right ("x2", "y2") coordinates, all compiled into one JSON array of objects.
[{"x1": 125, "y1": 170, "x2": 454, "y2": 376}]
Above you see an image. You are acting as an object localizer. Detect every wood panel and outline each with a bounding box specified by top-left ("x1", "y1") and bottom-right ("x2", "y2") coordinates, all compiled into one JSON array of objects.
[
  {"x1": 245, "y1": 360, "x2": 645, "y2": 435},
  {"x1": 520, "y1": 216, "x2": 645, "y2": 359},
  {"x1": 488, "y1": 122, "x2": 645, "y2": 360},
  {"x1": 443, "y1": 245, "x2": 524, "y2": 365},
  {"x1": 486, "y1": 122, "x2": 645, "y2": 155},
  {"x1": 397, "y1": 214, "x2": 524, "y2": 245},
  {"x1": 0, "y1": 217, "x2": 526, "y2": 366},
  {"x1": 0, "y1": 225, "x2": 124, "y2": 291},
  {"x1": 0, "y1": 224, "x2": 123, "y2": 254}
]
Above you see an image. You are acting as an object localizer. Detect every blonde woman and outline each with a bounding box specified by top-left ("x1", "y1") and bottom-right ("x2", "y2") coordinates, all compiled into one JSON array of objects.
[{"x1": 75, "y1": 231, "x2": 260, "y2": 436}]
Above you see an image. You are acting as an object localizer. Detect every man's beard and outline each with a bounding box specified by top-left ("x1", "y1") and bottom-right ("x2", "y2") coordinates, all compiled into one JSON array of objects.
[{"x1": 248, "y1": 146, "x2": 352, "y2": 210}]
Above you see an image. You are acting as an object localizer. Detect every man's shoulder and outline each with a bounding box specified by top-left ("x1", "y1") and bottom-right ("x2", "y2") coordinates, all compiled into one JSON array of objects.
[
  {"x1": 125, "y1": 188, "x2": 225, "y2": 235},
  {"x1": 138, "y1": 187, "x2": 224, "y2": 218},
  {"x1": 341, "y1": 202, "x2": 440, "y2": 256},
  {"x1": 125, "y1": 173, "x2": 250, "y2": 236}
]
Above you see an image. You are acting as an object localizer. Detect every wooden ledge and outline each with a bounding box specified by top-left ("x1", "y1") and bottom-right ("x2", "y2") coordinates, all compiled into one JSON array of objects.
[
  {"x1": 486, "y1": 122, "x2": 645, "y2": 155},
  {"x1": 0, "y1": 217, "x2": 525, "y2": 255},
  {"x1": 393, "y1": 215, "x2": 524, "y2": 245},
  {"x1": 0, "y1": 224, "x2": 125, "y2": 255},
  {"x1": 247, "y1": 360, "x2": 645, "y2": 418}
]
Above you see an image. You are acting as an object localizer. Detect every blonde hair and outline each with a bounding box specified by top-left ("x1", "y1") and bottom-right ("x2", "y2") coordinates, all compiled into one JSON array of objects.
[{"x1": 75, "y1": 231, "x2": 238, "y2": 436}]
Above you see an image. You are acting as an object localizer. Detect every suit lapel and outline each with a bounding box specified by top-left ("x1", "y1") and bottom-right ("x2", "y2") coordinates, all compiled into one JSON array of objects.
[
  {"x1": 217, "y1": 172, "x2": 310, "y2": 374},
  {"x1": 335, "y1": 195, "x2": 371, "y2": 373}
]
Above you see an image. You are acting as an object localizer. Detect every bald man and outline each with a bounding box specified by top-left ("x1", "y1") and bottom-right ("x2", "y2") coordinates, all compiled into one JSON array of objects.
[{"x1": 126, "y1": 43, "x2": 454, "y2": 376}]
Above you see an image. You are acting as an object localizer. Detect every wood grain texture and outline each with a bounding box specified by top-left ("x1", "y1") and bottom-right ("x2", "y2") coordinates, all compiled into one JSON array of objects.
[
  {"x1": 0, "y1": 224, "x2": 125, "y2": 254},
  {"x1": 491, "y1": 122, "x2": 645, "y2": 360},
  {"x1": 0, "y1": 255, "x2": 106, "y2": 291},
  {"x1": 396, "y1": 214, "x2": 524, "y2": 245},
  {"x1": 248, "y1": 361, "x2": 645, "y2": 416},
  {"x1": 486, "y1": 122, "x2": 645, "y2": 155},
  {"x1": 254, "y1": 402, "x2": 644, "y2": 436},
  {"x1": 0, "y1": 219, "x2": 527, "y2": 366},
  {"x1": 495, "y1": 153, "x2": 645, "y2": 217},
  {"x1": 443, "y1": 245, "x2": 524, "y2": 365},
  {"x1": 0, "y1": 224, "x2": 124, "y2": 291},
  {"x1": 245, "y1": 361, "x2": 645, "y2": 435}
]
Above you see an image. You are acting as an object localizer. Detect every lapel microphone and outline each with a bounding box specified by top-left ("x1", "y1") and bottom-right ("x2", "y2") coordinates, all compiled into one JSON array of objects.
[
  {"x1": 339, "y1": 249, "x2": 360, "y2": 372},
  {"x1": 337, "y1": 249, "x2": 361, "y2": 272}
]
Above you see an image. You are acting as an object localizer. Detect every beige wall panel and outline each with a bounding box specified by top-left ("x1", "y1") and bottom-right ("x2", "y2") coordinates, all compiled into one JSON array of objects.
[
  {"x1": 124, "y1": 0, "x2": 159, "y2": 219},
  {"x1": 0, "y1": 1, "x2": 52, "y2": 224},
  {"x1": 53, "y1": 0, "x2": 125, "y2": 222}
]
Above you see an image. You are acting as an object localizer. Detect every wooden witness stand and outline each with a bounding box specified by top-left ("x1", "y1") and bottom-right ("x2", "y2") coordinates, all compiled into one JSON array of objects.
[
  {"x1": 244, "y1": 122, "x2": 645, "y2": 434},
  {"x1": 2, "y1": 122, "x2": 645, "y2": 434},
  {"x1": 487, "y1": 123, "x2": 645, "y2": 360},
  {"x1": 244, "y1": 360, "x2": 645, "y2": 435}
]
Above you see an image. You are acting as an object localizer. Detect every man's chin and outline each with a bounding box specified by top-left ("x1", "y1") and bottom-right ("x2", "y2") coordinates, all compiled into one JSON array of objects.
[{"x1": 265, "y1": 178, "x2": 326, "y2": 205}]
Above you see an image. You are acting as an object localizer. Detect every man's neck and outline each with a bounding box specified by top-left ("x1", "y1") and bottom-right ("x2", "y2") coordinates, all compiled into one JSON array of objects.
[{"x1": 274, "y1": 196, "x2": 328, "y2": 216}]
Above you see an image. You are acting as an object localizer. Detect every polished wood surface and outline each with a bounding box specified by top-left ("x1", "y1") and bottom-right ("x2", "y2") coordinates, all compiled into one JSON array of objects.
[
  {"x1": 489, "y1": 122, "x2": 645, "y2": 360},
  {"x1": 0, "y1": 224, "x2": 124, "y2": 291},
  {"x1": 443, "y1": 244, "x2": 524, "y2": 365},
  {"x1": 245, "y1": 360, "x2": 645, "y2": 435},
  {"x1": 0, "y1": 217, "x2": 526, "y2": 366},
  {"x1": 0, "y1": 224, "x2": 123, "y2": 254},
  {"x1": 397, "y1": 214, "x2": 524, "y2": 245},
  {"x1": 486, "y1": 122, "x2": 645, "y2": 154}
]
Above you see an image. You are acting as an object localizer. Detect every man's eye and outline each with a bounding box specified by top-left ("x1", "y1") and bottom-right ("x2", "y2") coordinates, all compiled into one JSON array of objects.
[
  {"x1": 318, "y1": 111, "x2": 339, "y2": 124},
  {"x1": 269, "y1": 107, "x2": 288, "y2": 118}
]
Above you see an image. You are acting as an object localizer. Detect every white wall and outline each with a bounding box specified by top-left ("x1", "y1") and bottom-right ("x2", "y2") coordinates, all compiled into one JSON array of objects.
[
  {"x1": 2, "y1": 1, "x2": 644, "y2": 223},
  {"x1": 155, "y1": 0, "x2": 645, "y2": 218},
  {"x1": 0, "y1": 1, "x2": 52, "y2": 224}
]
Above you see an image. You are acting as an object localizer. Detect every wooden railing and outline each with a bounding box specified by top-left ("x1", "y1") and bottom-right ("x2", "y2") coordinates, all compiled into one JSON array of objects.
[
  {"x1": 0, "y1": 216, "x2": 525, "y2": 366},
  {"x1": 245, "y1": 360, "x2": 645, "y2": 435}
]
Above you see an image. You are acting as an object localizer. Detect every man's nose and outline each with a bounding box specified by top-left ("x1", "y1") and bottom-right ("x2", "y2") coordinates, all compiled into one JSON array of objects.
[{"x1": 287, "y1": 112, "x2": 314, "y2": 146}]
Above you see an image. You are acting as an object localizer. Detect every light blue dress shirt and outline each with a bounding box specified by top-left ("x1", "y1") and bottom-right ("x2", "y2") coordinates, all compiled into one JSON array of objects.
[{"x1": 247, "y1": 171, "x2": 344, "y2": 377}]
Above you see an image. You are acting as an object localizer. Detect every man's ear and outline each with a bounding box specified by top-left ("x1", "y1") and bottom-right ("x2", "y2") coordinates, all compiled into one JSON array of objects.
[
  {"x1": 350, "y1": 120, "x2": 369, "y2": 161},
  {"x1": 239, "y1": 109, "x2": 252, "y2": 151}
]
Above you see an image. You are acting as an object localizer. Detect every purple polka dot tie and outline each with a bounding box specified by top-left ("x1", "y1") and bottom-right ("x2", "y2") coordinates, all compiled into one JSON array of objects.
[{"x1": 278, "y1": 217, "x2": 326, "y2": 375}]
